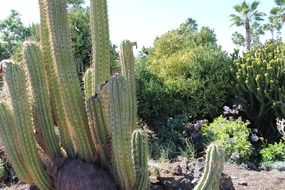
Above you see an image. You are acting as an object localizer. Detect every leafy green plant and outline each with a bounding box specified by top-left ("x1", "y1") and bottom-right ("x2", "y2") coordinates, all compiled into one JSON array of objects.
[
  {"x1": 138, "y1": 21, "x2": 233, "y2": 121},
  {"x1": 233, "y1": 40, "x2": 285, "y2": 139},
  {"x1": 260, "y1": 141, "x2": 285, "y2": 162},
  {"x1": 202, "y1": 116, "x2": 253, "y2": 161}
]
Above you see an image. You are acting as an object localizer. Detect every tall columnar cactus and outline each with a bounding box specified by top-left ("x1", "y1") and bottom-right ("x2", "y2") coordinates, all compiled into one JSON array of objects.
[
  {"x1": 194, "y1": 143, "x2": 225, "y2": 190},
  {"x1": 233, "y1": 41, "x2": 285, "y2": 138},
  {"x1": 0, "y1": 0, "x2": 150, "y2": 189}
]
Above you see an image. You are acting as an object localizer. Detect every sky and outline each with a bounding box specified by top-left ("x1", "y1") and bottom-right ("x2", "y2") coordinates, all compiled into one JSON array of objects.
[{"x1": 0, "y1": 0, "x2": 280, "y2": 53}]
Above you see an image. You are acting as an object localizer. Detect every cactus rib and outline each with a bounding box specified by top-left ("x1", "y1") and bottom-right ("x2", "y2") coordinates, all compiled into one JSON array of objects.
[
  {"x1": 23, "y1": 41, "x2": 60, "y2": 158},
  {"x1": 39, "y1": 0, "x2": 75, "y2": 157},
  {"x1": 42, "y1": 0, "x2": 95, "y2": 161},
  {"x1": 90, "y1": 0, "x2": 111, "y2": 92},
  {"x1": 0, "y1": 103, "x2": 33, "y2": 183},
  {"x1": 5, "y1": 64, "x2": 52, "y2": 190}
]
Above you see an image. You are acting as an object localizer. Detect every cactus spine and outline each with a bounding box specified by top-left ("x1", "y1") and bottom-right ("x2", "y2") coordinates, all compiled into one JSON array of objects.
[
  {"x1": 0, "y1": 0, "x2": 151, "y2": 189},
  {"x1": 23, "y1": 41, "x2": 60, "y2": 158},
  {"x1": 39, "y1": 0, "x2": 75, "y2": 157},
  {"x1": 0, "y1": 103, "x2": 32, "y2": 183},
  {"x1": 194, "y1": 143, "x2": 224, "y2": 190},
  {"x1": 5, "y1": 64, "x2": 52, "y2": 190},
  {"x1": 132, "y1": 129, "x2": 150, "y2": 190},
  {"x1": 90, "y1": 0, "x2": 111, "y2": 93},
  {"x1": 41, "y1": 0, "x2": 95, "y2": 161}
]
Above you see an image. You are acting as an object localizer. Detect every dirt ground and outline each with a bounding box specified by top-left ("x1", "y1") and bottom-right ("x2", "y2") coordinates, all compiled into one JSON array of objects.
[{"x1": 223, "y1": 163, "x2": 285, "y2": 190}]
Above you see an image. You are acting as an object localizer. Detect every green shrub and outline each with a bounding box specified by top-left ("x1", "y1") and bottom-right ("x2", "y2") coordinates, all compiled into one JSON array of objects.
[
  {"x1": 136, "y1": 20, "x2": 233, "y2": 122},
  {"x1": 148, "y1": 114, "x2": 196, "y2": 160},
  {"x1": 202, "y1": 116, "x2": 252, "y2": 161},
  {"x1": 136, "y1": 57, "x2": 186, "y2": 124},
  {"x1": 233, "y1": 40, "x2": 285, "y2": 139},
  {"x1": 260, "y1": 141, "x2": 285, "y2": 162}
]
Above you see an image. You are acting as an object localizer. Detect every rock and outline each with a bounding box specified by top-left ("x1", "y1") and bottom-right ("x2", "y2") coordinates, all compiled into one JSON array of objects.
[
  {"x1": 238, "y1": 181, "x2": 248, "y2": 186},
  {"x1": 219, "y1": 173, "x2": 235, "y2": 190},
  {"x1": 179, "y1": 178, "x2": 193, "y2": 189},
  {"x1": 193, "y1": 157, "x2": 204, "y2": 178},
  {"x1": 171, "y1": 164, "x2": 182, "y2": 175},
  {"x1": 159, "y1": 177, "x2": 179, "y2": 190},
  {"x1": 191, "y1": 178, "x2": 199, "y2": 185}
]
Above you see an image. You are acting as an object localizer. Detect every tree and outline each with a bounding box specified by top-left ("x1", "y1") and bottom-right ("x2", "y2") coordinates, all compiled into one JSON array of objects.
[
  {"x1": 177, "y1": 18, "x2": 198, "y2": 34},
  {"x1": 230, "y1": 1, "x2": 265, "y2": 50},
  {"x1": 269, "y1": 0, "x2": 285, "y2": 38},
  {"x1": 0, "y1": 10, "x2": 31, "y2": 60},
  {"x1": 231, "y1": 31, "x2": 246, "y2": 48}
]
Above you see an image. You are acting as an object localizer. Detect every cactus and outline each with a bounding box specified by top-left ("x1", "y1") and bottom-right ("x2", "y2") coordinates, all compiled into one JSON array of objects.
[
  {"x1": 194, "y1": 143, "x2": 225, "y2": 190},
  {"x1": 132, "y1": 129, "x2": 150, "y2": 190},
  {"x1": 0, "y1": 0, "x2": 150, "y2": 189},
  {"x1": 233, "y1": 40, "x2": 285, "y2": 138}
]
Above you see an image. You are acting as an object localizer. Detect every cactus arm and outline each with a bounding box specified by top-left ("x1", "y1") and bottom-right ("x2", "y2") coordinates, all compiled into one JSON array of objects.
[
  {"x1": 0, "y1": 103, "x2": 33, "y2": 183},
  {"x1": 42, "y1": 0, "x2": 95, "y2": 161},
  {"x1": 107, "y1": 76, "x2": 135, "y2": 190},
  {"x1": 120, "y1": 40, "x2": 138, "y2": 131},
  {"x1": 83, "y1": 68, "x2": 95, "y2": 99},
  {"x1": 90, "y1": 0, "x2": 111, "y2": 92},
  {"x1": 38, "y1": 0, "x2": 75, "y2": 157},
  {"x1": 5, "y1": 64, "x2": 52, "y2": 190},
  {"x1": 132, "y1": 129, "x2": 150, "y2": 190},
  {"x1": 194, "y1": 143, "x2": 224, "y2": 190},
  {"x1": 23, "y1": 41, "x2": 60, "y2": 158},
  {"x1": 86, "y1": 95, "x2": 111, "y2": 168}
]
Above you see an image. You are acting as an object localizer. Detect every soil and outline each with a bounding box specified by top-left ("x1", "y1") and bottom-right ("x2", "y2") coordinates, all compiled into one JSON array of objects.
[{"x1": 223, "y1": 162, "x2": 285, "y2": 190}]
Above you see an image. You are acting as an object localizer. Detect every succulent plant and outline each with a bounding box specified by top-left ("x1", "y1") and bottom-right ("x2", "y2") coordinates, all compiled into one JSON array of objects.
[
  {"x1": 233, "y1": 40, "x2": 285, "y2": 138},
  {"x1": 0, "y1": 0, "x2": 149, "y2": 189},
  {"x1": 194, "y1": 143, "x2": 225, "y2": 190}
]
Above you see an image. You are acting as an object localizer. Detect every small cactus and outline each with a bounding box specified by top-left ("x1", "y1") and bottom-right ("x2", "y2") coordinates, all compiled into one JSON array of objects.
[{"x1": 194, "y1": 143, "x2": 225, "y2": 190}]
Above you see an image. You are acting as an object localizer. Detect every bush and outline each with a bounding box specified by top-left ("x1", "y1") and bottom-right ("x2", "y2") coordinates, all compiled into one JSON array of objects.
[
  {"x1": 260, "y1": 141, "x2": 285, "y2": 162},
  {"x1": 233, "y1": 40, "x2": 285, "y2": 139},
  {"x1": 136, "y1": 20, "x2": 233, "y2": 123},
  {"x1": 148, "y1": 114, "x2": 196, "y2": 160},
  {"x1": 136, "y1": 56, "x2": 186, "y2": 124},
  {"x1": 202, "y1": 116, "x2": 253, "y2": 161}
]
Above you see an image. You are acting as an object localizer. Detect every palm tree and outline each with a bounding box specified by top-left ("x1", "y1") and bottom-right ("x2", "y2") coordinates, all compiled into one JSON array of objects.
[
  {"x1": 270, "y1": 0, "x2": 285, "y2": 38},
  {"x1": 230, "y1": 1, "x2": 265, "y2": 50}
]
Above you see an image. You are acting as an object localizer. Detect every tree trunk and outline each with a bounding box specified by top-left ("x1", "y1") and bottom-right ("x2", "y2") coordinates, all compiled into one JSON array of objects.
[{"x1": 245, "y1": 18, "x2": 251, "y2": 51}]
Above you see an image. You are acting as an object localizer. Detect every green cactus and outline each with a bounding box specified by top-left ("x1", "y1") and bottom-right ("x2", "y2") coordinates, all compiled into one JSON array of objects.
[
  {"x1": 233, "y1": 40, "x2": 285, "y2": 138},
  {"x1": 194, "y1": 143, "x2": 225, "y2": 190},
  {"x1": 132, "y1": 129, "x2": 150, "y2": 190},
  {"x1": 4, "y1": 64, "x2": 52, "y2": 190},
  {"x1": 0, "y1": 0, "x2": 150, "y2": 189}
]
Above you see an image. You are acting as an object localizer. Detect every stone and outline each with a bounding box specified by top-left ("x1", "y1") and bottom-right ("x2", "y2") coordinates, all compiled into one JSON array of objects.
[
  {"x1": 219, "y1": 173, "x2": 235, "y2": 190},
  {"x1": 171, "y1": 164, "x2": 182, "y2": 175},
  {"x1": 238, "y1": 181, "x2": 248, "y2": 186}
]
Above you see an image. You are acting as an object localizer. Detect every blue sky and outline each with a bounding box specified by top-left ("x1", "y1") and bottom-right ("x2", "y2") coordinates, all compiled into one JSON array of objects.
[{"x1": 0, "y1": 0, "x2": 280, "y2": 53}]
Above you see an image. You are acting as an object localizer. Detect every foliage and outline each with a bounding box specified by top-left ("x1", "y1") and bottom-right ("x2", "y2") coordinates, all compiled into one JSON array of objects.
[
  {"x1": 136, "y1": 19, "x2": 233, "y2": 123},
  {"x1": 202, "y1": 116, "x2": 253, "y2": 161},
  {"x1": 0, "y1": 10, "x2": 31, "y2": 61},
  {"x1": 233, "y1": 40, "x2": 285, "y2": 139},
  {"x1": 232, "y1": 31, "x2": 245, "y2": 48},
  {"x1": 229, "y1": 1, "x2": 266, "y2": 50},
  {"x1": 149, "y1": 115, "x2": 196, "y2": 160},
  {"x1": 136, "y1": 57, "x2": 186, "y2": 124},
  {"x1": 260, "y1": 141, "x2": 285, "y2": 162}
]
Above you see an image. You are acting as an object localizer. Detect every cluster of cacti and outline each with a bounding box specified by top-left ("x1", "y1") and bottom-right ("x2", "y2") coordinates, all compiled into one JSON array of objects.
[
  {"x1": 194, "y1": 143, "x2": 225, "y2": 190},
  {"x1": 0, "y1": 0, "x2": 149, "y2": 189},
  {"x1": 233, "y1": 40, "x2": 285, "y2": 138},
  {"x1": 0, "y1": 0, "x2": 226, "y2": 190}
]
